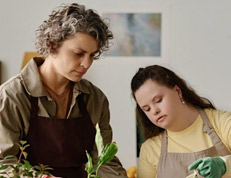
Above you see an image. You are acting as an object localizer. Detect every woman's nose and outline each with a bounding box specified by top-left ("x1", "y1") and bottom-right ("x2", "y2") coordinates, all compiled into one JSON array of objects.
[
  {"x1": 152, "y1": 107, "x2": 160, "y2": 115},
  {"x1": 80, "y1": 56, "x2": 92, "y2": 69}
]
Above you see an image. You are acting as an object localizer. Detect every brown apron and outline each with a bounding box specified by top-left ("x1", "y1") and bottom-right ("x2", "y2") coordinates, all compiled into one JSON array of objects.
[
  {"x1": 157, "y1": 110, "x2": 230, "y2": 178},
  {"x1": 25, "y1": 94, "x2": 96, "y2": 178}
]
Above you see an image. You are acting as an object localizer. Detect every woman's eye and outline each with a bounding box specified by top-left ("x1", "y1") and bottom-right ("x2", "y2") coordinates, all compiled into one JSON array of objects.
[
  {"x1": 90, "y1": 53, "x2": 96, "y2": 58},
  {"x1": 75, "y1": 53, "x2": 83, "y2": 57},
  {"x1": 143, "y1": 108, "x2": 150, "y2": 112},
  {"x1": 156, "y1": 98, "x2": 162, "y2": 103}
]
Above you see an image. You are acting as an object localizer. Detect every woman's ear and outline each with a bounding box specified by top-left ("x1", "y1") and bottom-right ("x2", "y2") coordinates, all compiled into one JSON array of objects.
[
  {"x1": 174, "y1": 85, "x2": 183, "y2": 98},
  {"x1": 49, "y1": 41, "x2": 59, "y2": 55},
  {"x1": 174, "y1": 85, "x2": 186, "y2": 104}
]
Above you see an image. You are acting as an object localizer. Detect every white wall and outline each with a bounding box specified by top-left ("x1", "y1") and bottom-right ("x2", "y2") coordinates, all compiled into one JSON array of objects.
[{"x1": 1, "y1": 0, "x2": 231, "y2": 169}]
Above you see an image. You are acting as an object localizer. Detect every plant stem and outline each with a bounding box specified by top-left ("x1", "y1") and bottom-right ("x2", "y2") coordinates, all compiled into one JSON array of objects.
[
  {"x1": 95, "y1": 163, "x2": 103, "y2": 177},
  {"x1": 18, "y1": 151, "x2": 23, "y2": 163}
]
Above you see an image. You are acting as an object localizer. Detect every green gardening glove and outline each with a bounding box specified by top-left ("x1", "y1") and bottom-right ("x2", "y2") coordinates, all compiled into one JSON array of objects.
[{"x1": 188, "y1": 157, "x2": 226, "y2": 178}]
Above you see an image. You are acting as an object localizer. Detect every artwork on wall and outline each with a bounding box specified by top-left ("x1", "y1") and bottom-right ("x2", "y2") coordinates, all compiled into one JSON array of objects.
[{"x1": 103, "y1": 13, "x2": 161, "y2": 57}]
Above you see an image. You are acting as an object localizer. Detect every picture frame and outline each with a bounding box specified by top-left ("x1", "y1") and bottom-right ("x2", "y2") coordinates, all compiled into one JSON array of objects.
[{"x1": 100, "y1": 3, "x2": 170, "y2": 61}]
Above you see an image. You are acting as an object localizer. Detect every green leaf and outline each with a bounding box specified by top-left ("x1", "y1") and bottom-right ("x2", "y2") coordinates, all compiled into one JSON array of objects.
[
  {"x1": 9, "y1": 164, "x2": 17, "y2": 169},
  {"x1": 44, "y1": 167, "x2": 53, "y2": 171},
  {"x1": 28, "y1": 171, "x2": 33, "y2": 177},
  {"x1": 17, "y1": 163, "x2": 23, "y2": 168},
  {"x1": 44, "y1": 171, "x2": 51, "y2": 175},
  {"x1": 90, "y1": 175, "x2": 97, "y2": 178},
  {"x1": 20, "y1": 146, "x2": 25, "y2": 151},
  {"x1": 34, "y1": 165, "x2": 42, "y2": 171},
  {"x1": 85, "y1": 151, "x2": 95, "y2": 174},
  {"x1": 95, "y1": 123, "x2": 104, "y2": 157},
  {"x1": 0, "y1": 165, "x2": 9, "y2": 170},
  {"x1": 24, "y1": 144, "x2": 30, "y2": 149},
  {"x1": 22, "y1": 151, "x2": 28, "y2": 159},
  {"x1": 98, "y1": 142, "x2": 118, "y2": 165},
  {"x1": 19, "y1": 140, "x2": 27, "y2": 146},
  {"x1": 3, "y1": 155, "x2": 16, "y2": 160},
  {"x1": 23, "y1": 160, "x2": 31, "y2": 170},
  {"x1": 39, "y1": 164, "x2": 45, "y2": 170},
  {"x1": 20, "y1": 144, "x2": 30, "y2": 152}
]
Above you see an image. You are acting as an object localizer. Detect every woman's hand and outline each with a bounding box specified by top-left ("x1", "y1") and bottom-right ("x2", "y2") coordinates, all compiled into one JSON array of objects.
[{"x1": 188, "y1": 157, "x2": 226, "y2": 178}]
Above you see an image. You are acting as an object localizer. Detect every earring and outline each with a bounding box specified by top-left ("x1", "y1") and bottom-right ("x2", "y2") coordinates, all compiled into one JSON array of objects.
[{"x1": 180, "y1": 98, "x2": 185, "y2": 104}]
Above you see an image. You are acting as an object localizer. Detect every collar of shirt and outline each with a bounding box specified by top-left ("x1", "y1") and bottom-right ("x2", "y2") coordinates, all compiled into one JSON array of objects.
[{"x1": 20, "y1": 57, "x2": 90, "y2": 97}]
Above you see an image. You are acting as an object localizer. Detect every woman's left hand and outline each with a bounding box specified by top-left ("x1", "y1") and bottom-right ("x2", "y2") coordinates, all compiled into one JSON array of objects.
[{"x1": 188, "y1": 157, "x2": 226, "y2": 178}]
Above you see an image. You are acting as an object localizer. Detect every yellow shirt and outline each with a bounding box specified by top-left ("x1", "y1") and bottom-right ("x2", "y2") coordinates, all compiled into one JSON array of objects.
[{"x1": 138, "y1": 109, "x2": 231, "y2": 178}]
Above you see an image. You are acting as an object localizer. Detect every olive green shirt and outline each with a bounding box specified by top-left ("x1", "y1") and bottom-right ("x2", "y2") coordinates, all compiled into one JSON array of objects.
[{"x1": 0, "y1": 58, "x2": 127, "y2": 177}]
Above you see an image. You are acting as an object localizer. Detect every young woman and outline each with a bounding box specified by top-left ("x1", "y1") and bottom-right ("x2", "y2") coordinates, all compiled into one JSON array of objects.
[
  {"x1": 131, "y1": 65, "x2": 231, "y2": 178},
  {"x1": 0, "y1": 3, "x2": 127, "y2": 178}
]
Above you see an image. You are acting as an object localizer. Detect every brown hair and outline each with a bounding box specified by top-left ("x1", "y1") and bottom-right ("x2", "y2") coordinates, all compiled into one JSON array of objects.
[{"x1": 131, "y1": 65, "x2": 215, "y2": 140}]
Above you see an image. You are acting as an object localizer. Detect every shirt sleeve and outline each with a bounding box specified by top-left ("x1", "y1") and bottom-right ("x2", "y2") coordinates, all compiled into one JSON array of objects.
[
  {"x1": 218, "y1": 110, "x2": 231, "y2": 151},
  {"x1": 138, "y1": 143, "x2": 157, "y2": 178},
  {"x1": 218, "y1": 111, "x2": 231, "y2": 177},
  {"x1": 208, "y1": 110, "x2": 231, "y2": 177},
  {"x1": 90, "y1": 94, "x2": 127, "y2": 178},
  {"x1": 0, "y1": 91, "x2": 22, "y2": 159},
  {"x1": 208, "y1": 109, "x2": 231, "y2": 151}
]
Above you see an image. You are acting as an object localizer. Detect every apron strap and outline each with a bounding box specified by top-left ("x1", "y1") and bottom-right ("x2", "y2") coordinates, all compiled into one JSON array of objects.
[
  {"x1": 30, "y1": 97, "x2": 39, "y2": 118},
  {"x1": 77, "y1": 93, "x2": 89, "y2": 116},
  {"x1": 157, "y1": 131, "x2": 168, "y2": 175},
  {"x1": 161, "y1": 131, "x2": 168, "y2": 153},
  {"x1": 199, "y1": 109, "x2": 221, "y2": 146}
]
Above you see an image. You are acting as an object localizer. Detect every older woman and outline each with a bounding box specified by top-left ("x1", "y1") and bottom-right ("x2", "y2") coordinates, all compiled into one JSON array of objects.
[{"x1": 0, "y1": 3, "x2": 127, "y2": 178}]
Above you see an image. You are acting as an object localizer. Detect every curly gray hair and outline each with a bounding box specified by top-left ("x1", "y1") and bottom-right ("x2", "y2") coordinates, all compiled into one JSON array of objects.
[{"x1": 35, "y1": 3, "x2": 113, "y2": 59}]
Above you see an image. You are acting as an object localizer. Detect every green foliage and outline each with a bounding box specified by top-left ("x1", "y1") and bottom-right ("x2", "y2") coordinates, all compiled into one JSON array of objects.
[
  {"x1": 0, "y1": 141, "x2": 52, "y2": 178},
  {"x1": 85, "y1": 124, "x2": 118, "y2": 178},
  {"x1": 95, "y1": 124, "x2": 104, "y2": 158},
  {"x1": 97, "y1": 142, "x2": 118, "y2": 166}
]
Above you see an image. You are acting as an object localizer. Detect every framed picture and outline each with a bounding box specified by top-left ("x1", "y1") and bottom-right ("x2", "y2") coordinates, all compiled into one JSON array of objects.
[
  {"x1": 103, "y1": 13, "x2": 161, "y2": 57},
  {"x1": 101, "y1": 3, "x2": 169, "y2": 61}
]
